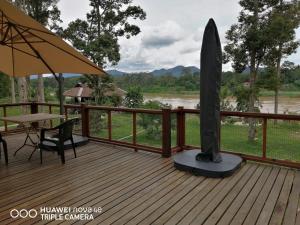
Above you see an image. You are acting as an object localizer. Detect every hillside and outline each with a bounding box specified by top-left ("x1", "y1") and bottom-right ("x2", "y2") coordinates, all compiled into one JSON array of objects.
[{"x1": 107, "y1": 65, "x2": 200, "y2": 77}]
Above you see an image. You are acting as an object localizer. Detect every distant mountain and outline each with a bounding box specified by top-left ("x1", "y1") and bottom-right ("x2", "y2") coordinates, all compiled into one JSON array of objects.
[
  {"x1": 106, "y1": 69, "x2": 127, "y2": 77},
  {"x1": 151, "y1": 66, "x2": 200, "y2": 77},
  {"x1": 107, "y1": 66, "x2": 200, "y2": 77}
]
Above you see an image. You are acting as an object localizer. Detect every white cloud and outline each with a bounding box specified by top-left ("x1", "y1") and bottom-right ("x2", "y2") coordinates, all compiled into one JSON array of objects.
[
  {"x1": 141, "y1": 21, "x2": 185, "y2": 48},
  {"x1": 58, "y1": 0, "x2": 300, "y2": 72}
]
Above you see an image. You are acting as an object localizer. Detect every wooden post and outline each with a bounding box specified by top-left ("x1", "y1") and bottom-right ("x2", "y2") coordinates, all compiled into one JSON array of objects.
[
  {"x1": 3, "y1": 106, "x2": 7, "y2": 132},
  {"x1": 162, "y1": 108, "x2": 172, "y2": 158},
  {"x1": 30, "y1": 102, "x2": 38, "y2": 114},
  {"x1": 30, "y1": 102, "x2": 39, "y2": 128},
  {"x1": 81, "y1": 104, "x2": 89, "y2": 137},
  {"x1": 133, "y1": 112, "x2": 137, "y2": 152},
  {"x1": 64, "y1": 106, "x2": 68, "y2": 120},
  {"x1": 49, "y1": 105, "x2": 53, "y2": 128},
  {"x1": 262, "y1": 118, "x2": 267, "y2": 159},
  {"x1": 108, "y1": 110, "x2": 112, "y2": 141},
  {"x1": 177, "y1": 106, "x2": 185, "y2": 151}
]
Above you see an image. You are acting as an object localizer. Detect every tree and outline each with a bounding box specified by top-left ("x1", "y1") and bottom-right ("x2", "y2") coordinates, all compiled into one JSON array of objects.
[
  {"x1": 10, "y1": 77, "x2": 16, "y2": 103},
  {"x1": 123, "y1": 87, "x2": 144, "y2": 108},
  {"x1": 0, "y1": 73, "x2": 10, "y2": 99},
  {"x1": 224, "y1": 0, "x2": 278, "y2": 141},
  {"x1": 138, "y1": 101, "x2": 173, "y2": 140},
  {"x1": 264, "y1": 0, "x2": 300, "y2": 114},
  {"x1": 13, "y1": 0, "x2": 62, "y2": 104},
  {"x1": 64, "y1": 0, "x2": 146, "y2": 105}
]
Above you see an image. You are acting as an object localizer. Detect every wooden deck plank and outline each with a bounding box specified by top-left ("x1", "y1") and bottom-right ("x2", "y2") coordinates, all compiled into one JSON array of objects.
[
  {"x1": 202, "y1": 164, "x2": 262, "y2": 225},
  {"x1": 241, "y1": 167, "x2": 280, "y2": 225},
  {"x1": 177, "y1": 164, "x2": 251, "y2": 225},
  {"x1": 269, "y1": 170, "x2": 294, "y2": 225},
  {"x1": 126, "y1": 176, "x2": 203, "y2": 225},
  {"x1": 151, "y1": 178, "x2": 212, "y2": 225},
  {"x1": 192, "y1": 165, "x2": 259, "y2": 225},
  {"x1": 0, "y1": 134, "x2": 298, "y2": 225},
  {"x1": 0, "y1": 151, "x2": 144, "y2": 217},
  {"x1": 283, "y1": 171, "x2": 300, "y2": 225},
  {"x1": 85, "y1": 168, "x2": 180, "y2": 224},
  {"x1": 109, "y1": 174, "x2": 192, "y2": 225},
  {"x1": 223, "y1": 165, "x2": 274, "y2": 225},
  {"x1": 3, "y1": 154, "x2": 168, "y2": 224},
  {"x1": 256, "y1": 168, "x2": 288, "y2": 225}
]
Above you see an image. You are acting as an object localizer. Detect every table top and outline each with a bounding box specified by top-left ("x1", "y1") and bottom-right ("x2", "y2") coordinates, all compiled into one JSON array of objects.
[{"x1": 0, "y1": 113, "x2": 64, "y2": 124}]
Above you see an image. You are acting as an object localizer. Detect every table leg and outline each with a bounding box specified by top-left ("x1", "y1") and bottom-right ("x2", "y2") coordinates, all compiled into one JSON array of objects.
[
  {"x1": 14, "y1": 126, "x2": 38, "y2": 156},
  {"x1": 28, "y1": 145, "x2": 38, "y2": 161},
  {"x1": 14, "y1": 132, "x2": 30, "y2": 156}
]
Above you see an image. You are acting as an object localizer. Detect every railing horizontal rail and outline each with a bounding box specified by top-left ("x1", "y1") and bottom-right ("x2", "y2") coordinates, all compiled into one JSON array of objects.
[
  {"x1": 180, "y1": 109, "x2": 300, "y2": 121},
  {"x1": 1, "y1": 102, "x2": 300, "y2": 168}
]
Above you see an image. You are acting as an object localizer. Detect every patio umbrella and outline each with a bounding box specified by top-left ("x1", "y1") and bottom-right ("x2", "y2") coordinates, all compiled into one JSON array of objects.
[
  {"x1": 196, "y1": 18, "x2": 222, "y2": 163},
  {"x1": 0, "y1": 0, "x2": 105, "y2": 115}
]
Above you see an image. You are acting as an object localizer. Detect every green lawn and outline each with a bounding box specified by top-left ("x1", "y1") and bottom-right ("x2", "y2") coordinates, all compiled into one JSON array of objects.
[
  {"x1": 1, "y1": 104, "x2": 299, "y2": 162},
  {"x1": 89, "y1": 113, "x2": 300, "y2": 162}
]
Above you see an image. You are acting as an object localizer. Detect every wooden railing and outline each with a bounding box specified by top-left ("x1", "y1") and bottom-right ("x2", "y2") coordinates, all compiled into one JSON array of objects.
[{"x1": 1, "y1": 102, "x2": 300, "y2": 168}]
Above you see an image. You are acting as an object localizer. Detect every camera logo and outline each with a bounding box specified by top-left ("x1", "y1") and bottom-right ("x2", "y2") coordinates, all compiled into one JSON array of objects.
[{"x1": 10, "y1": 209, "x2": 38, "y2": 219}]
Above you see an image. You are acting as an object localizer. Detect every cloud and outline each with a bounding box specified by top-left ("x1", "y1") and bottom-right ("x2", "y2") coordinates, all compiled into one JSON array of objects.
[
  {"x1": 141, "y1": 21, "x2": 185, "y2": 48},
  {"x1": 59, "y1": 0, "x2": 300, "y2": 72}
]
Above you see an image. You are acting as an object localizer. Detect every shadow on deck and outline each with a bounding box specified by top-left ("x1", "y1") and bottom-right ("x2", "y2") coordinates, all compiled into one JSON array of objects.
[{"x1": 0, "y1": 134, "x2": 299, "y2": 225}]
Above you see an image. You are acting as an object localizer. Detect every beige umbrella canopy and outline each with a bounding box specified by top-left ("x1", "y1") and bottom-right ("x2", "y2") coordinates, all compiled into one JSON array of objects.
[{"x1": 0, "y1": 0, "x2": 105, "y2": 114}]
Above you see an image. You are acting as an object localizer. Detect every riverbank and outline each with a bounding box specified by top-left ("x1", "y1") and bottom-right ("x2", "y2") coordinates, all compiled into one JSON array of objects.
[
  {"x1": 144, "y1": 91, "x2": 300, "y2": 114},
  {"x1": 144, "y1": 90, "x2": 300, "y2": 98}
]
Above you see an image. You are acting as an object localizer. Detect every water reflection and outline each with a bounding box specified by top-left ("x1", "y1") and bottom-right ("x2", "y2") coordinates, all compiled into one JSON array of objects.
[{"x1": 145, "y1": 95, "x2": 300, "y2": 114}]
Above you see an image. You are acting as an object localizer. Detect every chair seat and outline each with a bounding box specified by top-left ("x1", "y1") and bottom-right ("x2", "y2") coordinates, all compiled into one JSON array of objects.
[{"x1": 39, "y1": 135, "x2": 89, "y2": 151}]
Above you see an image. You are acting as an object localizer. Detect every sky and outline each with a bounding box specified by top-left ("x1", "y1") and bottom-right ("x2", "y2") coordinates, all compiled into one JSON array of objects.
[{"x1": 58, "y1": 0, "x2": 300, "y2": 72}]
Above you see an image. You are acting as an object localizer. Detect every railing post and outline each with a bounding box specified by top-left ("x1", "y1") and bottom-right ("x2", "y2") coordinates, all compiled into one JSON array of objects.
[
  {"x1": 49, "y1": 105, "x2": 53, "y2": 128},
  {"x1": 64, "y1": 106, "x2": 68, "y2": 120},
  {"x1": 162, "y1": 108, "x2": 172, "y2": 158},
  {"x1": 177, "y1": 106, "x2": 185, "y2": 151},
  {"x1": 30, "y1": 102, "x2": 38, "y2": 114},
  {"x1": 262, "y1": 118, "x2": 267, "y2": 159},
  {"x1": 108, "y1": 110, "x2": 112, "y2": 141},
  {"x1": 3, "y1": 106, "x2": 7, "y2": 132},
  {"x1": 30, "y1": 102, "x2": 39, "y2": 128},
  {"x1": 132, "y1": 112, "x2": 137, "y2": 152},
  {"x1": 81, "y1": 104, "x2": 89, "y2": 137}
]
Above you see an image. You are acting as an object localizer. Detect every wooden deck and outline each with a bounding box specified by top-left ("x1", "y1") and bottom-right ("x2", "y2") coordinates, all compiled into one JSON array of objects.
[{"x1": 0, "y1": 134, "x2": 299, "y2": 225}]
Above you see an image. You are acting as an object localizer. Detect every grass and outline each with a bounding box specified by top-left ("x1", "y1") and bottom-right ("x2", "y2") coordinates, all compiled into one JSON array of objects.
[
  {"x1": 89, "y1": 112, "x2": 300, "y2": 162},
  {"x1": 1, "y1": 103, "x2": 300, "y2": 162}
]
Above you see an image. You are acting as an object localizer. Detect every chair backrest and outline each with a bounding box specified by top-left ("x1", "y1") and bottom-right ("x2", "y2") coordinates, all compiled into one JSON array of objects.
[{"x1": 58, "y1": 119, "x2": 77, "y2": 142}]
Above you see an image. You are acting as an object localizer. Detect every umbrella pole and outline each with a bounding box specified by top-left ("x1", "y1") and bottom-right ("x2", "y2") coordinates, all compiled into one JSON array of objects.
[{"x1": 58, "y1": 73, "x2": 64, "y2": 119}]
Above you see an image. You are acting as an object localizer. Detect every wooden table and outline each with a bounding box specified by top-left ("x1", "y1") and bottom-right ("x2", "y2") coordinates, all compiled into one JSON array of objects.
[{"x1": 0, "y1": 113, "x2": 64, "y2": 158}]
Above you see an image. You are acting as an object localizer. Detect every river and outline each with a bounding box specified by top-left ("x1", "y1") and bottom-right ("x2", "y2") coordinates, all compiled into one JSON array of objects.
[{"x1": 145, "y1": 94, "x2": 300, "y2": 114}]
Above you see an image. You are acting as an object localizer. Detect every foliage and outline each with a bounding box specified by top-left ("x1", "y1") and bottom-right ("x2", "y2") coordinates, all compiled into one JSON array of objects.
[
  {"x1": 107, "y1": 94, "x2": 123, "y2": 107},
  {"x1": 224, "y1": 0, "x2": 280, "y2": 141},
  {"x1": 123, "y1": 87, "x2": 144, "y2": 108},
  {"x1": 115, "y1": 71, "x2": 200, "y2": 93},
  {"x1": 138, "y1": 100, "x2": 172, "y2": 140},
  {"x1": 0, "y1": 73, "x2": 10, "y2": 98},
  {"x1": 63, "y1": 0, "x2": 146, "y2": 106},
  {"x1": 13, "y1": 0, "x2": 62, "y2": 31}
]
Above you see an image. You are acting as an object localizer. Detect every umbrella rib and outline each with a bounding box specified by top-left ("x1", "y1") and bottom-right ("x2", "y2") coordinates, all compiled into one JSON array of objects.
[
  {"x1": 0, "y1": 10, "x2": 104, "y2": 75},
  {"x1": 4, "y1": 43, "x2": 39, "y2": 59},
  {"x1": 0, "y1": 10, "x2": 55, "y2": 37},
  {"x1": 13, "y1": 24, "x2": 56, "y2": 76},
  {"x1": 5, "y1": 28, "x2": 29, "y2": 44},
  {"x1": 18, "y1": 26, "x2": 105, "y2": 74},
  {"x1": 1, "y1": 24, "x2": 10, "y2": 42},
  {"x1": 10, "y1": 25, "x2": 15, "y2": 76}
]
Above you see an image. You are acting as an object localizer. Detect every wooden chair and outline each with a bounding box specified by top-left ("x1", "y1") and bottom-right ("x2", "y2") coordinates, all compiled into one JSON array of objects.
[
  {"x1": 38, "y1": 119, "x2": 77, "y2": 164},
  {"x1": 0, "y1": 133, "x2": 8, "y2": 165}
]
